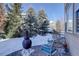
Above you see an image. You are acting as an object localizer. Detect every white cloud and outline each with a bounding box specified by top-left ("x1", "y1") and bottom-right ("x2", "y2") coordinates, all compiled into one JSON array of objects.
[{"x1": 49, "y1": 20, "x2": 53, "y2": 23}]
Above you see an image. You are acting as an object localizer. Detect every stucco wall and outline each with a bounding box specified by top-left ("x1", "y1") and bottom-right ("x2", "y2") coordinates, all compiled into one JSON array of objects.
[
  {"x1": 74, "y1": 3, "x2": 79, "y2": 34},
  {"x1": 65, "y1": 33, "x2": 79, "y2": 56}
]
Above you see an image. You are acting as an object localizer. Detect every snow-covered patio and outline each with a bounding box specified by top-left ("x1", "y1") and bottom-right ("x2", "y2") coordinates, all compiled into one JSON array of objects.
[{"x1": 0, "y1": 34, "x2": 53, "y2": 56}]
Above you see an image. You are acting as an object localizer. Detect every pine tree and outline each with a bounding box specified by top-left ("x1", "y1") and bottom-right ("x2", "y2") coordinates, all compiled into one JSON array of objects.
[
  {"x1": 0, "y1": 4, "x2": 6, "y2": 38},
  {"x1": 56, "y1": 20, "x2": 61, "y2": 33},
  {"x1": 37, "y1": 9, "x2": 49, "y2": 35},
  {"x1": 0, "y1": 4, "x2": 5, "y2": 33},
  {"x1": 4, "y1": 3, "x2": 22, "y2": 38},
  {"x1": 23, "y1": 7, "x2": 37, "y2": 37}
]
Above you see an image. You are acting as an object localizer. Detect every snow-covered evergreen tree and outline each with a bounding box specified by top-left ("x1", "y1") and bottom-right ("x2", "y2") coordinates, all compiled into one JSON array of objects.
[
  {"x1": 37, "y1": 9, "x2": 49, "y2": 35},
  {"x1": 23, "y1": 7, "x2": 38, "y2": 37},
  {"x1": 4, "y1": 3, "x2": 22, "y2": 38}
]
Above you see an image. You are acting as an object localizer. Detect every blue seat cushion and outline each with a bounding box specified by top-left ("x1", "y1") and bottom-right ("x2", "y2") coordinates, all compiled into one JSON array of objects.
[{"x1": 41, "y1": 44, "x2": 56, "y2": 54}]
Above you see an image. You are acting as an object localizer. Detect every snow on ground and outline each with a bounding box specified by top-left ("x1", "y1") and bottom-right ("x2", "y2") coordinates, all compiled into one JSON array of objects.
[
  {"x1": 0, "y1": 33, "x2": 53, "y2": 56},
  {"x1": 31, "y1": 34, "x2": 53, "y2": 46}
]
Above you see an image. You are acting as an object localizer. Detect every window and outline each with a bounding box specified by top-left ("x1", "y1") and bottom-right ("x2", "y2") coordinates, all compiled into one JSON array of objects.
[
  {"x1": 76, "y1": 9, "x2": 79, "y2": 32},
  {"x1": 67, "y1": 4, "x2": 73, "y2": 33}
]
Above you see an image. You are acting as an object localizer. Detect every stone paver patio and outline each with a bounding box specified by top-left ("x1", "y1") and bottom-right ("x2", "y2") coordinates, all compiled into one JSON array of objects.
[{"x1": 7, "y1": 45, "x2": 71, "y2": 56}]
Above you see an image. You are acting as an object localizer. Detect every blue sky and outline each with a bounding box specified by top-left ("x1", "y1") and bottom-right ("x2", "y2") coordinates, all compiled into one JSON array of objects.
[{"x1": 22, "y1": 3, "x2": 64, "y2": 21}]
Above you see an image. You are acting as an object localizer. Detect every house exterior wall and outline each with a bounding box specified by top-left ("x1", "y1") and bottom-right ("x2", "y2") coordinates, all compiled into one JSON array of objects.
[
  {"x1": 65, "y1": 3, "x2": 74, "y2": 33},
  {"x1": 65, "y1": 3, "x2": 79, "y2": 55},
  {"x1": 65, "y1": 33, "x2": 79, "y2": 56},
  {"x1": 74, "y1": 4, "x2": 79, "y2": 34}
]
